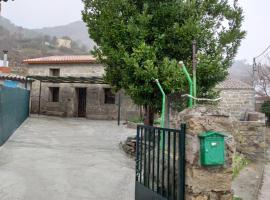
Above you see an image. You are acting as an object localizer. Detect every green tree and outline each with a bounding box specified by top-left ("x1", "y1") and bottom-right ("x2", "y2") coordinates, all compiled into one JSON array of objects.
[
  {"x1": 82, "y1": 0, "x2": 245, "y2": 125},
  {"x1": 261, "y1": 101, "x2": 270, "y2": 124}
]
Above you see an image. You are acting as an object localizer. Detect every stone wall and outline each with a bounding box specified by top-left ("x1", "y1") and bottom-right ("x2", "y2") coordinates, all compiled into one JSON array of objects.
[
  {"x1": 170, "y1": 106, "x2": 235, "y2": 200},
  {"x1": 28, "y1": 63, "x2": 140, "y2": 120},
  {"x1": 30, "y1": 82, "x2": 140, "y2": 120},
  {"x1": 27, "y1": 63, "x2": 105, "y2": 77},
  {"x1": 232, "y1": 121, "x2": 266, "y2": 161},
  {"x1": 218, "y1": 89, "x2": 255, "y2": 120}
]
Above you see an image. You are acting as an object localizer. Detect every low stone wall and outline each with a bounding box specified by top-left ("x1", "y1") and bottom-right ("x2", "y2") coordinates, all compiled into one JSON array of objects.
[
  {"x1": 217, "y1": 88, "x2": 255, "y2": 120},
  {"x1": 232, "y1": 121, "x2": 266, "y2": 161}
]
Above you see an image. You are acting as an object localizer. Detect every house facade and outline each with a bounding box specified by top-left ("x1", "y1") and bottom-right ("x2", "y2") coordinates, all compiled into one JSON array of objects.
[
  {"x1": 216, "y1": 78, "x2": 255, "y2": 120},
  {"x1": 24, "y1": 55, "x2": 140, "y2": 120}
]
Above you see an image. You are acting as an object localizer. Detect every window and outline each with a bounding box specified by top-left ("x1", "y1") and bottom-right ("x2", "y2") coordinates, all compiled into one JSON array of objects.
[
  {"x1": 104, "y1": 88, "x2": 115, "y2": 104},
  {"x1": 49, "y1": 87, "x2": 60, "y2": 102},
  {"x1": 50, "y1": 68, "x2": 60, "y2": 76}
]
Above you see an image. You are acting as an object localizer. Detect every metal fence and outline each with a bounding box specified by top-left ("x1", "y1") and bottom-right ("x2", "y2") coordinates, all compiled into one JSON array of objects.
[
  {"x1": 136, "y1": 124, "x2": 186, "y2": 200},
  {"x1": 0, "y1": 86, "x2": 30, "y2": 145}
]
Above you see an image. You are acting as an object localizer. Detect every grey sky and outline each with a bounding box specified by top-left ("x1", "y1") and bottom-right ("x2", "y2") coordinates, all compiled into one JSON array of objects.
[
  {"x1": 2, "y1": 0, "x2": 83, "y2": 28},
  {"x1": 2, "y1": 0, "x2": 270, "y2": 63}
]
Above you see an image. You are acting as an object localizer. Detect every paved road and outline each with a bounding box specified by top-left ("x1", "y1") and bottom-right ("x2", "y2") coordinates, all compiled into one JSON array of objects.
[
  {"x1": 0, "y1": 116, "x2": 135, "y2": 200},
  {"x1": 259, "y1": 127, "x2": 270, "y2": 200},
  {"x1": 259, "y1": 164, "x2": 270, "y2": 200},
  {"x1": 259, "y1": 146, "x2": 270, "y2": 200}
]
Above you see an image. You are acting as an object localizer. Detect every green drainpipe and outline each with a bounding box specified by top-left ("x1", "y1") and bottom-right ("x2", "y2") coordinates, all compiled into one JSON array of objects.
[
  {"x1": 179, "y1": 61, "x2": 193, "y2": 108},
  {"x1": 155, "y1": 79, "x2": 166, "y2": 148},
  {"x1": 155, "y1": 79, "x2": 165, "y2": 128}
]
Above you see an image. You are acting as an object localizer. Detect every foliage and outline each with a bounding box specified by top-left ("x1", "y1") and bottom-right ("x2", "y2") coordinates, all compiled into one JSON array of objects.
[
  {"x1": 261, "y1": 100, "x2": 270, "y2": 122},
  {"x1": 233, "y1": 197, "x2": 242, "y2": 200},
  {"x1": 82, "y1": 0, "x2": 245, "y2": 114},
  {"x1": 128, "y1": 116, "x2": 143, "y2": 124},
  {"x1": 233, "y1": 153, "x2": 249, "y2": 179}
]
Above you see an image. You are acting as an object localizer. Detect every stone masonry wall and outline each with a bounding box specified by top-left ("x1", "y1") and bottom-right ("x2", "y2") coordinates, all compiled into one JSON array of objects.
[
  {"x1": 30, "y1": 82, "x2": 140, "y2": 120},
  {"x1": 28, "y1": 63, "x2": 140, "y2": 120},
  {"x1": 171, "y1": 106, "x2": 235, "y2": 200},
  {"x1": 232, "y1": 121, "x2": 266, "y2": 161},
  {"x1": 218, "y1": 89, "x2": 255, "y2": 120},
  {"x1": 27, "y1": 63, "x2": 105, "y2": 77}
]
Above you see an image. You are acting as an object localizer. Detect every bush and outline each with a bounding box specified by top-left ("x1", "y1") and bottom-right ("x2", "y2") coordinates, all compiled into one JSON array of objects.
[{"x1": 261, "y1": 100, "x2": 270, "y2": 123}]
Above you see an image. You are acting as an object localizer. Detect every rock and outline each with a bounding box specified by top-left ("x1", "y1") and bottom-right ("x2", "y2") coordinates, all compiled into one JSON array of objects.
[
  {"x1": 186, "y1": 167, "x2": 232, "y2": 193},
  {"x1": 220, "y1": 193, "x2": 233, "y2": 200}
]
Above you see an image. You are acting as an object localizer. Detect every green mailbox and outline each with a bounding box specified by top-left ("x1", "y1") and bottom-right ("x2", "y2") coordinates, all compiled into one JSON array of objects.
[{"x1": 199, "y1": 131, "x2": 226, "y2": 166}]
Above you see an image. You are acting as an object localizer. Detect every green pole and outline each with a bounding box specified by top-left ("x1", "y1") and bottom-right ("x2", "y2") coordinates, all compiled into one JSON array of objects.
[
  {"x1": 155, "y1": 79, "x2": 166, "y2": 148},
  {"x1": 179, "y1": 61, "x2": 193, "y2": 108},
  {"x1": 155, "y1": 79, "x2": 165, "y2": 128}
]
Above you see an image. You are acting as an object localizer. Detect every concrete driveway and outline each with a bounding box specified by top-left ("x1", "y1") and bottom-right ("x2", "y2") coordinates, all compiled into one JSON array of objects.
[{"x1": 0, "y1": 116, "x2": 135, "y2": 200}]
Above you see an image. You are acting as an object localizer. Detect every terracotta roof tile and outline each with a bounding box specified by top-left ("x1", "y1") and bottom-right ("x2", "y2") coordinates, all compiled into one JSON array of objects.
[
  {"x1": 23, "y1": 55, "x2": 97, "y2": 64},
  {"x1": 0, "y1": 67, "x2": 11, "y2": 73},
  {"x1": 216, "y1": 78, "x2": 253, "y2": 89}
]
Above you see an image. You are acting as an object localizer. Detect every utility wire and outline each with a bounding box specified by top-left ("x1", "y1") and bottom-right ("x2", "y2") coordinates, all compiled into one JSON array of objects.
[{"x1": 255, "y1": 45, "x2": 270, "y2": 60}]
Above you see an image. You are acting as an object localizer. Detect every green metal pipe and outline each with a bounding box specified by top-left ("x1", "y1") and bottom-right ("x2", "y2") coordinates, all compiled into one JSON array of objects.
[
  {"x1": 179, "y1": 61, "x2": 193, "y2": 108},
  {"x1": 193, "y1": 75, "x2": 197, "y2": 105},
  {"x1": 155, "y1": 79, "x2": 166, "y2": 148},
  {"x1": 155, "y1": 79, "x2": 165, "y2": 128}
]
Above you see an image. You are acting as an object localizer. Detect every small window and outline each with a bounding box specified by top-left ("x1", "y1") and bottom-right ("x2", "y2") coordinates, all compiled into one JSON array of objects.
[
  {"x1": 50, "y1": 68, "x2": 60, "y2": 76},
  {"x1": 104, "y1": 88, "x2": 115, "y2": 104},
  {"x1": 49, "y1": 87, "x2": 60, "y2": 102}
]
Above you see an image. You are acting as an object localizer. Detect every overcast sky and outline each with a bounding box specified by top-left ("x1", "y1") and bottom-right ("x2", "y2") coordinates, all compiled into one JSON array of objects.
[{"x1": 2, "y1": 0, "x2": 270, "y2": 63}]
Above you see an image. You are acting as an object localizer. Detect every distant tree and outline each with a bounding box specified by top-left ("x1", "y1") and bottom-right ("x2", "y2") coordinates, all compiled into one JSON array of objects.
[
  {"x1": 83, "y1": 0, "x2": 245, "y2": 125},
  {"x1": 43, "y1": 35, "x2": 51, "y2": 43},
  {"x1": 261, "y1": 101, "x2": 270, "y2": 124},
  {"x1": 62, "y1": 36, "x2": 72, "y2": 41},
  {"x1": 80, "y1": 44, "x2": 88, "y2": 53},
  {"x1": 256, "y1": 60, "x2": 270, "y2": 98},
  {"x1": 51, "y1": 36, "x2": 58, "y2": 46}
]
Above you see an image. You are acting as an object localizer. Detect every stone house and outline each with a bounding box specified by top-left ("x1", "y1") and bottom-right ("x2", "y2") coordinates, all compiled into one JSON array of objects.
[
  {"x1": 57, "y1": 38, "x2": 72, "y2": 49},
  {"x1": 216, "y1": 78, "x2": 255, "y2": 120},
  {"x1": 23, "y1": 55, "x2": 140, "y2": 120}
]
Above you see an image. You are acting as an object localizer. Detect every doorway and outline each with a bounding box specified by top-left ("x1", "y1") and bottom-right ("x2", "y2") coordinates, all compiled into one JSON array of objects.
[{"x1": 76, "y1": 88, "x2": 87, "y2": 117}]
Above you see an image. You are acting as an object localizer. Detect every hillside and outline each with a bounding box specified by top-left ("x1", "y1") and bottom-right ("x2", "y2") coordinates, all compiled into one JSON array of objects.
[
  {"x1": 0, "y1": 16, "x2": 41, "y2": 38},
  {"x1": 0, "y1": 16, "x2": 89, "y2": 74},
  {"x1": 34, "y1": 21, "x2": 96, "y2": 50}
]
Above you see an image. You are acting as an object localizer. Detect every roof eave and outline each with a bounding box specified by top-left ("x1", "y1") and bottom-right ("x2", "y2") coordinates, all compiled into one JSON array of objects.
[{"x1": 23, "y1": 60, "x2": 97, "y2": 65}]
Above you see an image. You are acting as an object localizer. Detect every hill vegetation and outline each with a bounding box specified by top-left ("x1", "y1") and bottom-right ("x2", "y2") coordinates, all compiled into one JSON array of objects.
[
  {"x1": 34, "y1": 21, "x2": 96, "y2": 50},
  {"x1": 0, "y1": 16, "x2": 90, "y2": 74}
]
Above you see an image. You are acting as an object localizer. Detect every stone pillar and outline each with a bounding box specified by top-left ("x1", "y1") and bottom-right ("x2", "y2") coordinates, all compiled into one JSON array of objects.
[{"x1": 171, "y1": 106, "x2": 235, "y2": 200}]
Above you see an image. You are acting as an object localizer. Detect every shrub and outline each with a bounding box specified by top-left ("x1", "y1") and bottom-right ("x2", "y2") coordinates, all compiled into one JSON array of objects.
[{"x1": 261, "y1": 100, "x2": 270, "y2": 123}]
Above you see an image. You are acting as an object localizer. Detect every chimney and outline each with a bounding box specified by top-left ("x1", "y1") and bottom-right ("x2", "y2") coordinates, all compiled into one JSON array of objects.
[{"x1": 3, "y1": 50, "x2": 8, "y2": 67}]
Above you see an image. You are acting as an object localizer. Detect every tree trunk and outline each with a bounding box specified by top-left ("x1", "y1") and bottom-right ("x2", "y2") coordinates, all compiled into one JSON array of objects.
[{"x1": 143, "y1": 105, "x2": 155, "y2": 126}]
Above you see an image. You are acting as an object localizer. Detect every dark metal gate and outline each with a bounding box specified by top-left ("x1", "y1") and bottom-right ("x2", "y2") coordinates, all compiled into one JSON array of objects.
[
  {"x1": 0, "y1": 86, "x2": 30, "y2": 145},
  {"x1": 136, "y1": 124, "x2": 186, "y2": 200}
]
